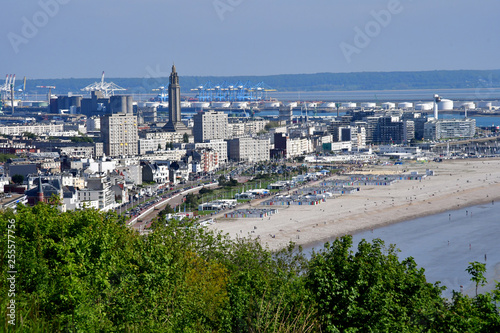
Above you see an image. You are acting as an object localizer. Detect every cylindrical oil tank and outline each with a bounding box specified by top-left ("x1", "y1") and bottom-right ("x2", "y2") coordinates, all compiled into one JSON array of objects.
[
  {"x1": 477, "y1": 101, "x2": 492, "y2": 109},
  {"x1": 137, "y1": 101, "x2": 147, "y2": 108},
  {"x1": 381, "y1": 102, "x2": 396, "y2": 109},
  {"x1": 212, "y1": 101, "x2": 231, "y2": 108},
  {"x1": 341, "y1": 102, "x2": 356, "y2": 108},
  {"x1": 361, "y1": 102, "x2": 376, "y2": 108},
  {"x1": 415, "y1": 103, "x2": 433, "y2": 111},
  {"x1": 320, "y1": 102, "x2": 336, "y2": 108},
  {"x1": 180, "y1": 101, "x2": 192, "y2": 108},
  {"x1": 232, "y1": 102, "x2": 248, "y2": 109},
  {"x1": 438, "y1": 99, "x2": 453, "y2": 111},
  {"x1": 192, "y1": 102, "x2": 210, "y2": 108},
  {"x1": 286, "y1": 102, "x2": 298, "y2": 108},
  {"x1": 264, "y1": 101, "x2": 280, "y2": 108},
  {"x1": 459, "y1": 101, "x2": 475, "y2": 109},
  {"x1": 398, "y1": 102, "x2": 413, "y2": 109}
]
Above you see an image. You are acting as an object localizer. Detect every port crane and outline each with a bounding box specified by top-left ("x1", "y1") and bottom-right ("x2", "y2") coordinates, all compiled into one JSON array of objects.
[
  {"x1": 81, "y1": 71, "x2": 126, "y2": 98},
  {"x1": 37, "y1": 85, "x2": 56, "y2": 105},
  {"x1": 152, "y1": 86, "x2": 168, "y2": 102},
  {"x1": 191, "y1": 81, "x2": 276, "y2": 102}
]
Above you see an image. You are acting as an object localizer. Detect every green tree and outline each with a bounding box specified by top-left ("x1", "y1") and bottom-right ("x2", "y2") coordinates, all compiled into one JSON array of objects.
[
  {"x1": 0, "y1": 153, "x2": 18, "y2": 162},
  {"x1": 466, "y1": 261, "x2": 487, "y2": 296},
  {"x1": 11, "y1": 174, "x2": 24, "y2": 184},
  {"x1": 22, "y1": 132, "x2": 37, "y2": 139},
  {"x1": 183, "y1": 133, "x2": 189, "y2": 143},
  {"x1": 306, "y1": 236, "x2": 445, "y2": 332}
]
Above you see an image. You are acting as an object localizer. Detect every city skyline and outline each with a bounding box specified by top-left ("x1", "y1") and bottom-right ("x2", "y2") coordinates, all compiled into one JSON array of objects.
[{"x1": 1, "y1": 0, "x2": 499, "y2": 79}]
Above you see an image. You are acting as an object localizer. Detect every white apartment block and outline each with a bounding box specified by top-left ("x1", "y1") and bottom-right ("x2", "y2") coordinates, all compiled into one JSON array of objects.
[
  {"x1": 227, "y1": 137, "x2": 270, "y2": 163},
  {"x1": 187, "y1": 139, "x2": 228, "y2": 164},
  {"x1": 86, "y1": 116, "x2": 101, "y2": 131},
  {"x1": 0, "y1": 124, "x2": 64, "y2": 136},
  {"x1": 424, "y1": 119, "x2": 476, "y2": 140},
  {"x1": 144, "y1": 131, "x2": 185, "y2": 143},
  {"x1": 352, "y1": 126, "x2": 367, "y2": 149},
  {"x1": 139, "y1": 138, "x2": 168, "y2": 154},
  {"x1": 193, "y1": 110, "x2": 229, "y2": 142},
  {"x1": 229, "y1": 123, "x2": 245, "y2": 138},
  {"x1": 101, "y1": 113, "x2": 139, "y2": 157},
  {"x1": 287, "y1": 137, "x2": 313, "y2": 157},
  {"x1": 140, "y1": 149, "x2": 187, "y2": 162},
  {"x1": 245, "y1": 119, "x2": 268, "y2": 134}
]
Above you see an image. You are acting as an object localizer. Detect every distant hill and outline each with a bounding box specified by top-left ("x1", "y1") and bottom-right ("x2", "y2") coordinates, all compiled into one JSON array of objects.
[{"x1": 24, "y1": 69, "x2": 500, "y2": 95}]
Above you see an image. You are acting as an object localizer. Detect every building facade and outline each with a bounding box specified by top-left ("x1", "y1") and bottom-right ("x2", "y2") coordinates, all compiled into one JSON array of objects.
[
  {"x1": 193, "y1": 111, "x2": 229, "y2": 143},
  {"x1": 101, "y1": 113, "x2": 138, "y2": 157},
  {"x1": 227, "y1": 137, "x2": 270, "y2": 163}
]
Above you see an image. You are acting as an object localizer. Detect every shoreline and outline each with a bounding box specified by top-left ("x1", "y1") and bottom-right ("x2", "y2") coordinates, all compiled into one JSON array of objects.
[
  {"x1": 302, "y1": 189, "x2": 500, "y2": 251},
  {"x1": 207, "y1": 158, "x2": 500, "y2": 251}
]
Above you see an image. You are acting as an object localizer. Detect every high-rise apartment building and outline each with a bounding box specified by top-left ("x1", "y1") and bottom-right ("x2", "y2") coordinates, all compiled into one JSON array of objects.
[
  {"x1": 193, "y1": 110, "x2": 229, "y2": 143},
  {"x1": 101, "y1": 113, "x2": 138, "y2": 157}
]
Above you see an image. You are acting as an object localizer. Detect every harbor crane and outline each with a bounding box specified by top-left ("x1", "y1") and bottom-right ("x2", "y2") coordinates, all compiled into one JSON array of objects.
[
  {"x1": 191, "y1": 81, "x2": 276, "y2": 102},
  {"x1": 81, "y1": 71, "x2": 126, "y2": 98},
  {"x1": 1, "y1": 74, "x2": 18, "y2": 114},
  {"x1": 152, "y1": 86, "x2": 168, "y2": 102},
  {"x1": 37, "y1": 85, "x2": 56, "y2": 105}
]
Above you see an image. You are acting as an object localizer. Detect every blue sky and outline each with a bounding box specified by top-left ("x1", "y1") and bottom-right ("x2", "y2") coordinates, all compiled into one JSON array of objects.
[{"x1": 1, "y1": 0, "x2": 499, "y2": 79}]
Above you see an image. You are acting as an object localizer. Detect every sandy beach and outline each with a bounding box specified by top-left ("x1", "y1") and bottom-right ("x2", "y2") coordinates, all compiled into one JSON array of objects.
[{"x1": 207, "y1": 158, "x2": 500, "y2": 251}]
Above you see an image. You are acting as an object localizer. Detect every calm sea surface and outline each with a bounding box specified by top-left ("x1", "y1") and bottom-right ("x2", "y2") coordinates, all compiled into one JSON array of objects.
[{"x1": 304, "y1": 202, "x2": 500, "y2": 299}]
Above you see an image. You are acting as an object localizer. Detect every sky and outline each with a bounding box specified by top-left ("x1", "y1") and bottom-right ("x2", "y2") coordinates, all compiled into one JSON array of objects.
[{"x1": 1, "y1": 0, "x2": 499, "y2": 79}]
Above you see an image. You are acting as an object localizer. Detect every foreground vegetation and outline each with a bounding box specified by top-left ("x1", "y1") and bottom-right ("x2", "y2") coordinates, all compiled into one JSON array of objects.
[{"x1": 1, "y1": 203, "x2": 500, "y2": 332}]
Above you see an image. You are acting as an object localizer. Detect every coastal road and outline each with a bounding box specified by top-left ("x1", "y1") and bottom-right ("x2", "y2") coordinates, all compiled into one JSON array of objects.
[{"x1": 128, "y1": 182, "x2": 219, "y2": 232}]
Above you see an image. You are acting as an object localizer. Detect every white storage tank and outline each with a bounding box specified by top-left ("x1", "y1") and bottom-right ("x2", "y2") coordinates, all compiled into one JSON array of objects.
[
  {"x1": 415, "y1": 103, "x2": 433, "y2": 111},
  {"x1": 381, "y1": 102, "x2": 396, "y2": 109},
  {"x1": 361, "y1": 102, "x2": 376, "y2": 108},
  {"x1": 398, "y1": 102, "x2": 413, "y2": 109},
  {"x1": 286, "y1": 102, "x2": 298, "y2": 108},
  {"x1": 438, "y1": 99, "x2": 453, "y2": 111},
  {"x1": 305, "y1": 102, "x2": 318, "y2": 108},
  {"x1": 320, "y1": 102, "x2": 336, "y2": 108},
  {"x1": 180, "y1": 101, "x2": 192, "y2": 108},
  {"x1": 264, "y1": 101, "x2": 281, "y2": 108},
  {"x1": 341, "y1": 102, "x2": 356, "y2": 108},
  {"x1": 232, "y1": 102, "x2": 249, "y2": 109},
  {"x1": 477, "y1": 101, "x2": 492, "y2": 109},
  {"x1": 212, "y1": 101, "x2": 231, "y2": 108},
  {"x1": 459, "y1": 101, "x2": 475, "y2": 109},
  {"x1": 193, "y1": 102, "x2": 210, "y2": 109},
  {"x1": 137, "y1": 101, "x2": 147, "y2": 108}
]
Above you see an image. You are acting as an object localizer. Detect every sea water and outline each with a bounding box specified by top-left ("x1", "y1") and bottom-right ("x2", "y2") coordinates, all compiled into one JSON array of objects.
[{"x1": 305, "y1": 202, "x2": 500, "y2": 299}]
